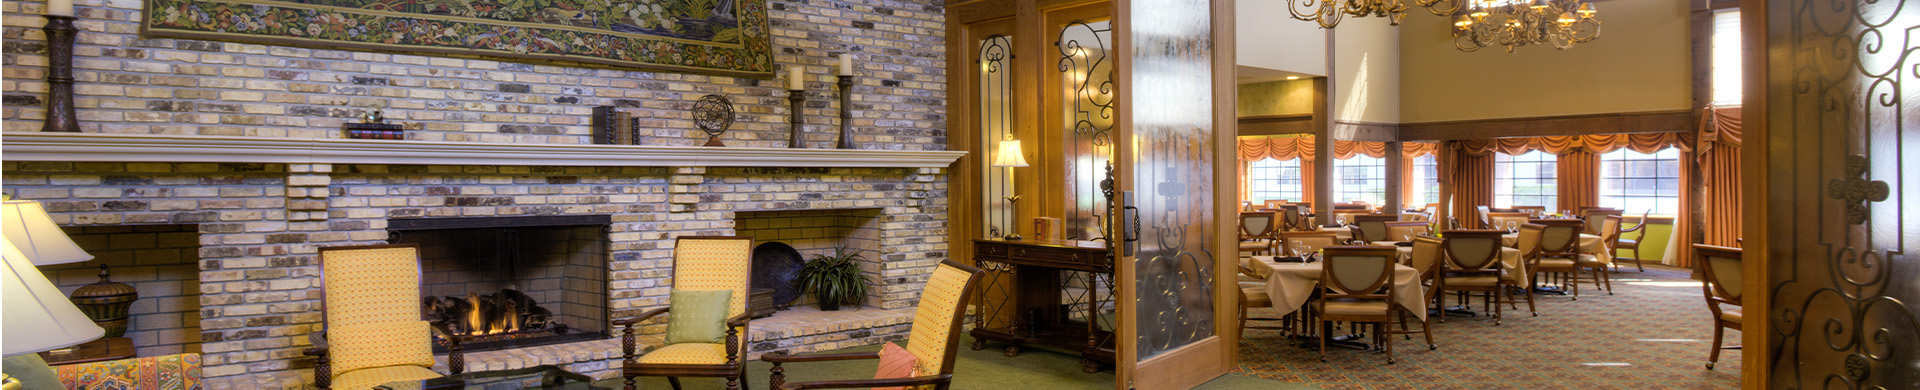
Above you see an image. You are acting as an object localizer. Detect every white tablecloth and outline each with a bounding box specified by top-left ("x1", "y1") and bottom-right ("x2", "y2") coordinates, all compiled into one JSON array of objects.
[{"x1": 1250, "y1": 259, "x2": 1428, "y2": 321}]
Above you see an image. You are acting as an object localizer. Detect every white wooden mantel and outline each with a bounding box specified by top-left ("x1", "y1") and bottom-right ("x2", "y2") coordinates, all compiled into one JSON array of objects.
[{"x1": 0, "y1": 133, "x2": 967, "y2": 168}]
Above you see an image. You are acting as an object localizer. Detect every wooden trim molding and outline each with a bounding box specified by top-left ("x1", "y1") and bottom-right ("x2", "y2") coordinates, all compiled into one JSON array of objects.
[
  {"x1": 0, "y1": 133, "x2": 968, "y2": 168},
  {"x1": 1237, "y1": 114, "x2": 1314, "y2": 136},
  {"x1": 1331, "y1": 120, "x2": 1398, "y2": 142},
  {"x1": 1398, "y1": 110, "x2": 1694, "y2": 141}
]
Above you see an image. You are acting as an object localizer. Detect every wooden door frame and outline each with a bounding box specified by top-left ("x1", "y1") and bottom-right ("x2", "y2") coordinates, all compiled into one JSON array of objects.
[{"x1": 1739, "y1": 0, "x2": 1768, "y2": 388}]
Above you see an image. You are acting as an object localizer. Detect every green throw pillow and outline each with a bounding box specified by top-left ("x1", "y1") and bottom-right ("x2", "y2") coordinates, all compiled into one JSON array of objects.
[
  {"x1": 665, "y1": 289, "x2": 733, "y2": 345},
  {"x1": 2, "y1": 354, "x2": 63, "y2": 390}
]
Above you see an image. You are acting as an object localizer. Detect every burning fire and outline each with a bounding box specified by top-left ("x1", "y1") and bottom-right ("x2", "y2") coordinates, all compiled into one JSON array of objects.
[{"x1": 424, "y1": 289, "x2": 553, "y2": 337}]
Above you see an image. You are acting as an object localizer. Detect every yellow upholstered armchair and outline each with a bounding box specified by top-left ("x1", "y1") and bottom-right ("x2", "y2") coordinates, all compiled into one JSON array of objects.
[
  {"x1": 765, "y1": 260, "x2": 984, "y2": 390},
  {"x1": 306, "y1": 244, "x2": 465, "y2": 390},
  {"x1": 617, "y1": 236, "x2": 755, "y2": 390}
]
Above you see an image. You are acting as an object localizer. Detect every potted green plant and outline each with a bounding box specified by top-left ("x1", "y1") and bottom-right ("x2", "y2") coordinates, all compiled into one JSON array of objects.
[{"x1": 796, "y1": 247, "x2": 874, "y2": 311}]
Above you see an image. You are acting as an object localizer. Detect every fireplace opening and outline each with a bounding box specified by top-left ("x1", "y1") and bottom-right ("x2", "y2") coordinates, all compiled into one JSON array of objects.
[{"x1": 390, "y1": 216, "x2": 611, "y2": 353}]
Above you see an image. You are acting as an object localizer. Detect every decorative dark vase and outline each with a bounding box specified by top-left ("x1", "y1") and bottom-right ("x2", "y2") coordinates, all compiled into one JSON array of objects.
[{"x1": 70, "y1": 265, "x2": 138, "y2": 338}]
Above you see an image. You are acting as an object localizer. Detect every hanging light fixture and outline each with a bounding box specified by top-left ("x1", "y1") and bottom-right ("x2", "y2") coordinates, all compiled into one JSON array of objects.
[
  {"x1": 1289, "y1": 0, "x2": 1460, "y2": 28},
  {"x1": 1450, "y1": 0, "x2": 1599, "y2": 52}
]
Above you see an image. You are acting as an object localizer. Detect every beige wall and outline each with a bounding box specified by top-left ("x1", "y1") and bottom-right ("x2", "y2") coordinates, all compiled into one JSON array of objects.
[
  {"x1": 1237, "y1": 79, "x2": 1316, "y2": 117},
  {"x1": 1334, "y1": 16, "x2": 1401, "y2": 124},
  {"x1": 1236, "y1": 0, "x2": 1328, "y2": 76},
  {"x1": 1398, "y1": 0, "x2": 1691, "y2": 123}
]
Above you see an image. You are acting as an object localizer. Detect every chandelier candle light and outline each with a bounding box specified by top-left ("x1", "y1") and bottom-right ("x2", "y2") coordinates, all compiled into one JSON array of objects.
[
  {"x1": 1288, "y1": 0, "x2": 1456, "y2": 28},
  {"x1": 1451, "y1": 0, "x2": 1599, "y2": 52}
]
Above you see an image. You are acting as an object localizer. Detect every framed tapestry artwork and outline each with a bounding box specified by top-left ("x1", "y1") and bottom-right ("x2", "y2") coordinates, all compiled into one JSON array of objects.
[{"x1": 140, "y1": 0, "x2": 773, "y2": 76}]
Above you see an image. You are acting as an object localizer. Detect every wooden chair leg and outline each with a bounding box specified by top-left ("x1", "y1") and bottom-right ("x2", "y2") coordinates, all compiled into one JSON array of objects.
[
  {"x1": 668, "y1": 377, "x2": 683, "y2": 390},
  {"x1": 1382, "y1": 322, "x2": 1395, "y2": 364},
  {"x1": 624, "y1": 375, "x2": 637, "y2": 390},
  {"x1": 1707, "y1": 323, "x2": 1726, "y2": 369},
  {"x1": 1319, "y1": 321, "x2": 1331, "y2": 362}
]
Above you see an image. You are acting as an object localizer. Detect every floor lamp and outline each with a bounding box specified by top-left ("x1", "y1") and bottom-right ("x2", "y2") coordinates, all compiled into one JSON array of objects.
[{"x1": 993, "y1": 137, "x2": 1029, "y2": 240}]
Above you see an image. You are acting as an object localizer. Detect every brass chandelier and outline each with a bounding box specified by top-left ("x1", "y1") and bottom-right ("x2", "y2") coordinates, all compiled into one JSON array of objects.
[
  {"x1": 1288, "y1": 0, "x2": 1453, "y2": 28},
  {"x1": 1450, "y1": 0, "x2": 1600, "y2": 52}
]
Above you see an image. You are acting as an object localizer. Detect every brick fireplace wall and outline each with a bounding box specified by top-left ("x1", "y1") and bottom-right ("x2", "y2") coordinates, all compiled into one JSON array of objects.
[
  {"x1": 0, "y1": 0, "x2": 952, "y2": 382},
  {"x1": 1, "y1": 162, "x2": 951, "y2": 381}
]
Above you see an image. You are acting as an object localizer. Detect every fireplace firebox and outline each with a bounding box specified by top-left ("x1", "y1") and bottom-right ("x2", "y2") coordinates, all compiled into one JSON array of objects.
[{"x1": 390, "y1": 216, "x2": 611, "y2": 353}]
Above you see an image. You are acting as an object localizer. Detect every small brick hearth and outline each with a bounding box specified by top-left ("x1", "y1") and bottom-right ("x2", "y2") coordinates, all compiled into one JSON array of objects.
[{"x1": 1, "y1": 145, "x2": 958, "y2": 388}]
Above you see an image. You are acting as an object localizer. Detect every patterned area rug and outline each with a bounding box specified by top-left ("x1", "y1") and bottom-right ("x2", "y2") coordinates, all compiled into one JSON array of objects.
[{"x1": 1236, "y1": 264, "x2": 1744, "y2": 389}]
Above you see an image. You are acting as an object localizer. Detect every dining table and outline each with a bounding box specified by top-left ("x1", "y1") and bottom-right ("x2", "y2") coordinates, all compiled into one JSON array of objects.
[{"x1": 1247, "y1": 256, "x2": 1430, "y2": 322}]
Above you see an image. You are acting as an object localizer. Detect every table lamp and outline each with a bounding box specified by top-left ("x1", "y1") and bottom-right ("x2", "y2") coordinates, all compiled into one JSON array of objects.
[
  {"x1": 2, "y1": 199, "x2": 94, "y2": 265},
  {"x1": 3, "y1": 237, "x2": 105, "y2": 357},
  {"x1": 992, "y1": 137, "x2": 1029, "y2": 240}
]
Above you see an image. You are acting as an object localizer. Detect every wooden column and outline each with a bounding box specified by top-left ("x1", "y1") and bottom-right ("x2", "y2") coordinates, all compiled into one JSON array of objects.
[
  {"x1": 1385, "y1": 141, "x2": 1403, "y2": 213},
  {"x1": 1313, "y1": 30, "x2": 1334, "y2": 225}
]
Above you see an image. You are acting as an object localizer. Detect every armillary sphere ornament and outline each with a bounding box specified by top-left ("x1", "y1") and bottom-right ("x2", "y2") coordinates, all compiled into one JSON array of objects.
[{"x1": 693, "y1": 94, "x2": 736, "y2": 147}]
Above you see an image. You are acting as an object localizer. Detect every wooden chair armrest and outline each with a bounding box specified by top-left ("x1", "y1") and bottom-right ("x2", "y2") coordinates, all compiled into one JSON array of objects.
[
  {"x1": 762, "y1": 351, "x2": 881, "y2": 363},
  {"x1": 780, "y1": 374, "x2": 952, "y2": 390},
  {"x1": 426, "y1": 322, "x2": 466, "y2": 344},
  {"x1": 306, "y1": 330, "x2": 330, "y2": 351},
  {"x1": 613, "y1": 307, "x2": 671, "y2": 326},
  {"x1": 726, "y1": 312, "x2": 753, "y2": 328}
]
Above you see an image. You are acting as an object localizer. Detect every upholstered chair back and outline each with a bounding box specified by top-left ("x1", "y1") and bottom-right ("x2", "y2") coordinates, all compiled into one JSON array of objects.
[
  {"x1": 1280, "y1": 231, "x2": 1340, "y2": 256},
  {"x1": 1488, "y1": 212, "x2": 1532, "y2": 231},
  {"x1": 1600, "y1": 215, "x2": 1622, "y2": 242},
  {"x1": 1696, "y1": 245, "x2": 1744, "y2": 303},
  {"x1": 904, "y1": 261, "x2": 984, "y2": 378},
  {"x1": 1240, "y1": 212, "x2": 1277, "y2": 239},
  {"x1": 318, "y1": 244, "x2": 434, "y2": 374},
  {"x1": 1400, "y1": 212, "x2": 1431, "y2": 222},
  {"x1": 1279, "y1": 205, "x2": 1306, "y2": 231},
  {"x1": 1383, "y1": 221, "x2": 1432, "y2": 242},
  {"x1": 1441, "y1": 230, "x2": 1503, "y2": 271},
  {"x1": 1408, "y1": 235, "x2": 1445, "y2": 277},
  {"x1": 1584, "y1": 208, "x2": 1623, "y2": 235},
  {"x1": 672, "y1": 237, "x2": 753, "y2": 321},
  {"x1": 1514, "y1": 223, "x2": 1544, "y2": 254},
  {"x1": 1351, "y1": 215, "x2": 1396, "y2": 242},
  {"x1": 1535, "y1": 220, "x2": 1583, "y2": 254},
  {"x1": 1320, "y1": 246, "x2": 1396, "y2": 298}
]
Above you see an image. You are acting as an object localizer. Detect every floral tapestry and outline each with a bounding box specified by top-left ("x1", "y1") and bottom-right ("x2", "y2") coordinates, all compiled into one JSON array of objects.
[{"x1": 141, "y1": 0, "x2": 772, "y2": 75}]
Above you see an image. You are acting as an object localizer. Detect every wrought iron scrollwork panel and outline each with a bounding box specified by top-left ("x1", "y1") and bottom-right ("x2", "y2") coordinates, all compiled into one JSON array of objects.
[
  {"x1": 1058, "y1": 20, "x2": 1115, "y2": 242},
  {"x1": 981, "y1": 35, "x2": 1015, "y2": 239},
  {"x1": 1771, "y1": 1, "x2": 1918, "y2": 388}
]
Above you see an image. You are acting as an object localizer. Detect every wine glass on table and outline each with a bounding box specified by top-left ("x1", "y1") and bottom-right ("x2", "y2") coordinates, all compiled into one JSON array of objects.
[
  {"x1": 1291, "y1": 241, "x2": 1308, "y2": 261},
  {"x1": 1505, "y1": 220, "x2": 1519, "y2": 233}
]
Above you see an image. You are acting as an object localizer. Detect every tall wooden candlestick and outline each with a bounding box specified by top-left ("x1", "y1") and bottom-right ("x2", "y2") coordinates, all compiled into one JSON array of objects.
[
  {"x1": 835, "y1": 75, "x2": 854, "y2": 149},
  {"x1": 787, "y1": 89, "x2": 806, "y2": 148},
  {"x1": 42, "y1": 15, "x2": 79, "y2": 133}
]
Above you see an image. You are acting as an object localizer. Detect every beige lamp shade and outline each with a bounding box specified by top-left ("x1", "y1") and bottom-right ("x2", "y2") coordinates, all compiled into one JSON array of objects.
[
  {"x1": 2, "y1": 237, "x2": 105, "y2": 356},
  {"x1": 992, "y1": 139, "x2": 1030, "y2": 168},
  {"x1": 1, "y1": 199, "x2": 93, "y2": 265}
]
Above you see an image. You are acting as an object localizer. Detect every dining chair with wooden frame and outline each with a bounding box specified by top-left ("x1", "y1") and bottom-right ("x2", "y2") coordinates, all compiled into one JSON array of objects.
[
  {"x1": 1236, "y1": 258, "x2": 1289, "y2": 339},
  {"x1": 1388, "y1": 236, "x2": 1442, "y2": 349},
  {"x1": 1693, "y1": 244, "x2": 1743, "y2": 370},
  {"x1": 1437, "y1": 230, "x2": 1528, "y2": 324},
  {"x1": 618, "y1": 236, "x2": 755, "y2": 390},
  {"x1": 1580, "y1": 208, "x2": 1623, "y2": 236},
  {"x1": 1380, "y1": 221, "x2": 1432, "y2": 245},
  {"x1": 1487, "y1": 212, "x2": 1532, "y2": 232},
  {"x1": 1263, "y1": 199, "x2": 1290, "y2": 210},
  {"x1": 1239, "y1": 211, "x2": 1280, "y2": 256},
  {"x1": 1475, "y1": 205, "x2": 1493, "y2": 228},
  {"x1": 1525, "y1": 221, "x2": 1595, "y2": 300},
  {"x1": 1279, "y1": 231, "x2": 1341, "y2": 259},
  {"x1": 1278, "y1": 205, "x2": 1311, "y2": 232},
  {"x1": 1313, "y1": 246, "x2": 1403, "y2": 364},
  {"x1": 1612, "y1": 212, "x2": 1653, "y2": 272},
  {"x1": 1535, "y1": 219, "x2": 1608, "y2": 294},
  {"x1": 1347, "y1": 215, "x2": 1398, "y2": 244}
]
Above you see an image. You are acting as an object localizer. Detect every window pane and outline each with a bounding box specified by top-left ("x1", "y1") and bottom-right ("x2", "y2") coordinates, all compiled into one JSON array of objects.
[{"x1": 1599, "y1": 148, "x2": 1680, "y2": 216}]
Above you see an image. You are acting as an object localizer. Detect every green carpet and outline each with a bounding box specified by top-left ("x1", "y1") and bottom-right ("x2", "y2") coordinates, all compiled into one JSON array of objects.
[{"x1": 594, "y1": 342, "x2": 1315, "y2": 390}]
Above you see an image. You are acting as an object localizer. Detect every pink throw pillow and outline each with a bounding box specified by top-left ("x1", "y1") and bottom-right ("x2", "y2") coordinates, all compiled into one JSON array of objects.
[{"x1": 872, "y1": 341, "x2": 919, "y2": 390}]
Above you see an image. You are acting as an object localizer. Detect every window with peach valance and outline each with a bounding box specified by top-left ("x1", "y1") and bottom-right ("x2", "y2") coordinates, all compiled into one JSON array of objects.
[
  {"x1": 1332, "y1": 141, "x2": 1387, "y2": 160},
  {"x1": 1451, "y1": 132, "x2": 1695, "y2": 156},
  {"x1": 1237, "y1": 135, "x2": 1316, "y2": 162},
  {"x1": 1402, "y1": 142, "x2": 1440, "y2": 158}
]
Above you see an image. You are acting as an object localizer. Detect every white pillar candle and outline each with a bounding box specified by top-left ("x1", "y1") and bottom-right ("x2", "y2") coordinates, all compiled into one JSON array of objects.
[
  {"x1": 787, "y1": 66, "x2": 804, "y2": 90},
  {"x1": 46, "y1": 0, "x2": 73, "y2": 16},
  {"x1": 837, "y1": 55, "x2": 853, "y2": 76}
]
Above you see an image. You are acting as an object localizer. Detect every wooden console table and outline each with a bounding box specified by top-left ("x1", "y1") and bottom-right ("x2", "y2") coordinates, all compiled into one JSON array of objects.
[{"x1": 969, "y1": 238, "x2": 1116, "y2": 373}]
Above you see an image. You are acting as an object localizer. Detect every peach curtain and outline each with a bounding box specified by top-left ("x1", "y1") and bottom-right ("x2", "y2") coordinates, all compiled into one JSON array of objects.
[
  {"x1": 1332, "y1": 141, "x2": 1388, "y2": 160},
  {"x1": 1447, "y1": 142, "x2": 1496, "y2": 229},
  {"x1": 1556, "y1": 150, "x2": 1600, "y2": 214},
  {"x1": 1453, "y1": 133, "x2": 1692, "y2": 156},
  {"x1": 1698, "y1": 106, "x2": 1743, "y2": 247},
  {"x1": 1237, "y1": 135, "x2": 1319, "y2": 206},
  {"x1": 1401, "y1": 142, "x2": 1439, "y2": 208}
]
